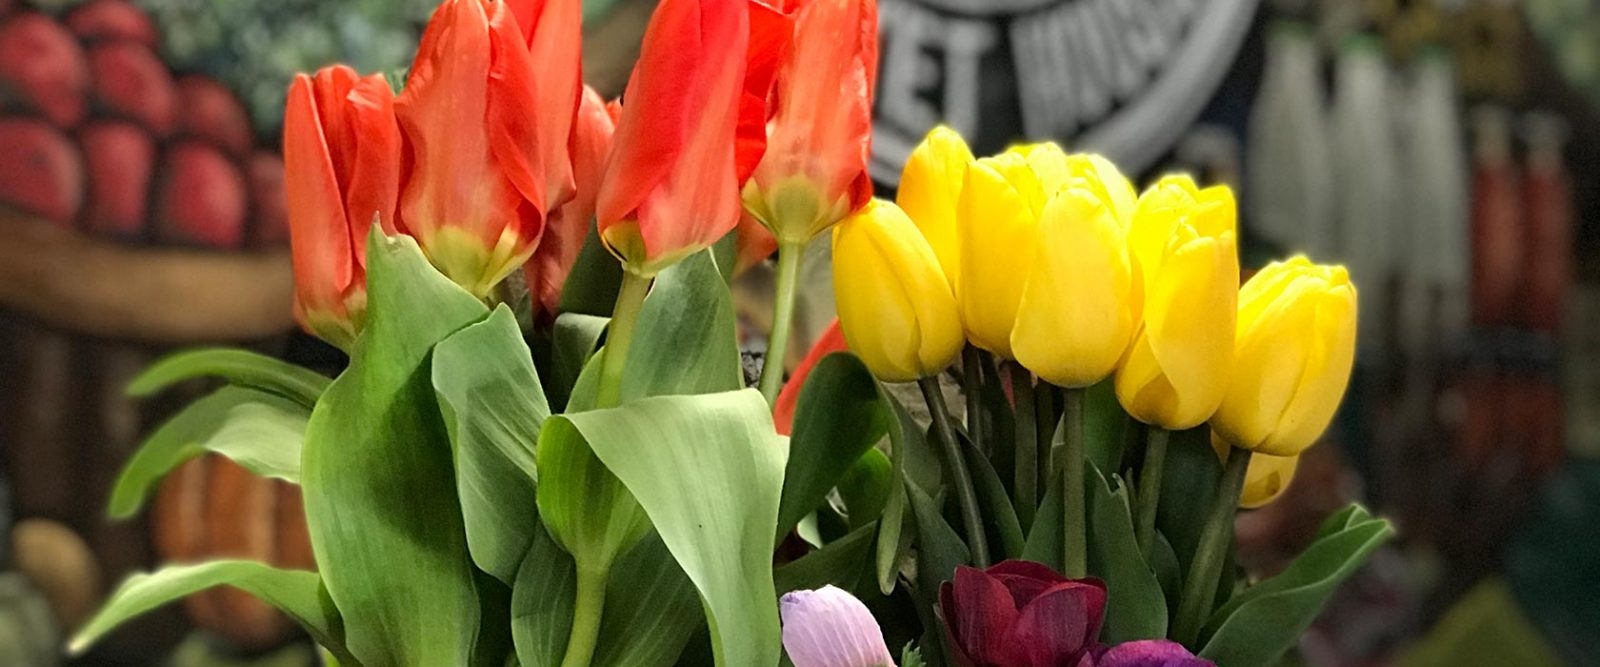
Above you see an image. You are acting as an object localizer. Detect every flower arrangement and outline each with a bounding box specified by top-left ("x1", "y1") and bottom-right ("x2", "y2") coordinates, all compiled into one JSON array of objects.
[{"x1": 69, "y1": 0, "x2": 1394, "y2": 665}]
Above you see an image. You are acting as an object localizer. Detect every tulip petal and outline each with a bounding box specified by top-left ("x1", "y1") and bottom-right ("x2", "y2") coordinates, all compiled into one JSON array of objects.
[
  {"x1": 1096, "y1": 639, "x2": 1213, "y2": 667},
  {"x1": 986, "y1": 559, "x2": 1069, "y2": 608},
  {"x1": 739, "y1": 0, "x2": 792, "y2": 181},
  {"x1": 1008, "y1": 581, "x2": 1108, "y2": 667},
  {"x1": 832, "y1": 200, "x2": 961, "y2": 381},
  {"x1": 897, "y1": 126, "x2": 972, "y2": 287},
  {"x1": 1262, "y1": 280, "x2": 1357, "y2": 455},
  {"x1": 342, "y1": 73, "x2": 402, "y2": 267},
  {"x1": 957, "y1": 157, "x2": 1039, "y2": 358},
  {"x1": 943, "y1": 567, "x2": 1022, "y2": 665},
  {"x1": 487, "y1": 0, "x2": 580, "y2": 227},
  {"x1": 779, "y1": 586, "x2": 895, "y2": 667},
  {"x1": 1138, "y1": 230, "x2": 1238, "y2": 429},
  {"x1": 284, "y1": 74, "x2": 354, "y2": 311},
  {"x1": 526, "y1": 86, "x2": 616, "y2": 315}
]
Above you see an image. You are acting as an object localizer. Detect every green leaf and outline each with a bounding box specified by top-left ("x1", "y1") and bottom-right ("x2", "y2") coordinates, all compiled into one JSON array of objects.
[
  {"x1": 549, "y1": 313, "x2": 609, "y2": 411},
  {"x1": 779, "y1": 353, "x2": 891, "y2": 537},
  {"x1": 535, "y1": 416, "x2": 652, "y2": 575},
  {"x1": 1085, "y1": 465, "x2": 1167, "y2": 643},
  {"x1": 108, "y1": 386, "x2": 307, "y2": 519},
  {"x1": 958, "y1": 429, "x2": 1025, "y2": 559},
  {"x1": 1021, "y1": 467, "x2": 1064, "y2": 572},
  {"x1": 434, "y1": 306, "x2": 549, "y2": 585},
  {"x1": 875, "y1": 390, "x2": 924, "y2": 595},
  {"x1": 837, "y1": 448, "x2": 892, "y2": 530},
  {"x1": 558, "y1": 390, "x2": 788, "y2": 667},
  {"x1": 775, "y1": 522, "x2": 879, "y2": 597},
  {"x1": 1082, "y1": 378, "x2": 1130, "y2": 473},
  {"x1": 620, "y1": 251, "x2": 742, "y2": 400},
  {"x1": 711, "y1": 227, "x2": 739, "y2": 284},
  {"x1": 558, "y1": 223, "x2": 624, "y2": 318},
  {"x1": 70, "y1": 561, "x2": 352, "y2": 664},
  {"x1": 1154, "y1": 426, "x2": 1221, "y2": 578},
  {"x1": 905, "y1": 475, "x2": 970, "y2": 598},
  {"x1": 511, "y1": 525, "x2": 574, "y2": 667},
  {"x1": 128, "y1": 347, "x2": 330, "y2": 408},
  {"x1": 1198, "y1": 507, "x2": 1395, "y2": 667},
  {"x1": 299, "y1": 230, "x2": 487, "y2": 666}
]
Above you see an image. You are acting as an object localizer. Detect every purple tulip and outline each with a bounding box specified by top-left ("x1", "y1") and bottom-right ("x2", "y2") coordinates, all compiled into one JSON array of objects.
[
  {"x1": 780, "y1": 585, "x2": 896, "y2": 667},
  {"x1": 937, "y1": 559, "x2": 1108, "y2": 667},
  {"x1": 1093, "y1": 640, "x2": 1214, "y2": 667}
]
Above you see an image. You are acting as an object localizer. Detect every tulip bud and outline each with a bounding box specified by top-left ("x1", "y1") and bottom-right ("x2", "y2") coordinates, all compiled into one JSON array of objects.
[
  {"x1": 396, "y1": 0, "x2": 580, "y2": 297},
  {"x1": 897, "y1": 126, "x2": 973, "y2": 290},
  {"x1": 780, "y1": 586, "x2": 895, "y2": 667},
  {"x1": 283, "y1": 66, "x2": 401, "y2": 349},
  {"x1": 1212, "y1": 256, "x2": 1357, "y2": 457},
  {"x1": 956, "y1": 153, "x2": 1048, "y2": 358},
  {"x1": 1011, "y1": 176, "x2": 1139, "y2": 388},
  {"x1": 524, "y1": 85, "x2": 616, "y2": 317},
  {"x1": 597, "y1": 0, "x2": 756, "y2": 277},
  {"x1": 1115, "y1": 176, "x2": 1240, "y2": 430},
  {"x1": 832, "y1": 199, "x2": 963, "y2": 382},
  {"x1": 743, "y1": 0, "x2": 877, "y2": 245},
  {"x1": 1210, "y1": 432, "x2": 1299, "y2": 508}
]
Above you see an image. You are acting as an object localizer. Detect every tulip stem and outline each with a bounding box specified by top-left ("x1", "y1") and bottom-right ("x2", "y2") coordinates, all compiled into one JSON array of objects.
[
  {"x1": 1134, "y1": 427, "x2": 1170, "y2": 556},
  {"x1": 558, "y1": 565, "x2": 609, "y2": 667},
  {"x1": 595, "y1": 270, "x2": 652, "y2": 409},
  {"x1": 759, "y1": 241, "x2": 806, "y2": 405},
  {"x1": 962, "y1": 346, "x2": 984, "y2": 454},
  {"x1": 1009, "y1": 363, "x2": 1038, "y2": 530},
  {"x1": 918, "y1": 375, "x2": 990, "y2": 567},
  {"x1": 1060, "y1": 388, "x2": 1087, "y2": 578},
  {"x1": 1173, "y1": 445, "x2": 1252, "y2": 647}
]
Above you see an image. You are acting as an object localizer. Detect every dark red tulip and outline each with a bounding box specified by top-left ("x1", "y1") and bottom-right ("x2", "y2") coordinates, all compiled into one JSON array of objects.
[{"x1": 938, "y1": 560, "x2": 1107, "y2": 667}]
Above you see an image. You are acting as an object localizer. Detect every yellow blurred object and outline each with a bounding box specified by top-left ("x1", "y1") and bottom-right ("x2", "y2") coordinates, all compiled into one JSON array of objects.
[
  {"x1": 896, "y1": 126, "x2": 973, "y2": 288},
  {"x1": 1212, "y1": 256, "x2": 1358, "y2": 457},
  {"x1": 1115, "y1": 176, "x2": 1240, "y2": 430},
  {"x1": 1210, "y1": 433, "x2": 1299, "y2": 509},
  {"x1": 831, "y1": 199, "x2": 963, "y2": 382}
]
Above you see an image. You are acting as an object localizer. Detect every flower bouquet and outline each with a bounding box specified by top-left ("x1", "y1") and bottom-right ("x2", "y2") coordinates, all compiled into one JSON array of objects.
[{"x1": 69, "y1": 0, "x2": 1393, "y2": 665}]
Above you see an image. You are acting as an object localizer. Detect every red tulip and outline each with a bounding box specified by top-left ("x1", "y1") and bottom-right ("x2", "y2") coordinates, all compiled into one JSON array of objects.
[
  {"x1": 524, "y1": 85, "x2": 615, "y2": 317},
  {"x1": 938, "y1": 560, "x2": 1108, "y2": 667},
  {"x1": 595, "y1": 0, "x2": 759, "y2": 276},
  {"x1": 283, "y1": 66, "x2": 402, "y2": 349},
  {"x1": 395, "y1": 0, "x2": 580, "y2": 297},
  {"x1": 742, "y1": 0, "x2": 877, "y2": 244}
]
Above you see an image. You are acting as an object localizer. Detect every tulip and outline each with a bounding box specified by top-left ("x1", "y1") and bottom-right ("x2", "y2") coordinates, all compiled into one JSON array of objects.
[
  {"x1": 937, "y1": 560, "x2": 1107, "y2": 667},
  {"x1": 742, "y1": 0, "x2": 878, "y2": 245},
  {"x1": 897, "y1": 126, "x2": 973, "y2": 287},
  {"x1": 1115, "y1": 176, "x2": 1240, "y2": 431},
  {"x1": 956, "y1": 152, "x2": 1051, "y2": 358},
  {"x1": 780, "y1": 585, "x2": 896, "y2": 667},
  {"x1": 1212, "y1": 256, "x2": 1357, "y2": 457},
  {"x1": 524, "y1": 85, "x2": 616, "y2": 317},
  {"x1": 1011, "y1": 171, "x2": 1139, "y2": 389},
  {"x1": 1094, "y1": 640, "x2": 1214, "y2": 667},
  {"x1": 283, "y1": 66, "x2": 401, "y2": 349},
  {"x1": 734, "y1": 210, "x2": 780, "y2": 276},
  {"x1": 1209, "y1": 432, "x2": 1299, "y2": 508},
  {"x1": 596, "y1": 0, "x2": 755, "y2": 277},
  {"x1": 831, "y1": 199, "x2": 962, "y2": 382},
  {"x1": 395, "y1": 0, "x2": 579, "y2": 297}
]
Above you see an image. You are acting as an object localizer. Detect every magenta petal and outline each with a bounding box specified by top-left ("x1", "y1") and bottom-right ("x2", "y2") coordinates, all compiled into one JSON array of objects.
[
  {"x1": 780, "y1": 586, "x2": 895, "y2": 667},
  {"x1": 1094, "y1": 640, "x2": 1214, "y2": 667},
  {"x1": 946, "y1": 566, "x2": 1022, "y2": 665},
  {"x1": 1007, "y1": 582, "x2": 1109, "y2": 667}
]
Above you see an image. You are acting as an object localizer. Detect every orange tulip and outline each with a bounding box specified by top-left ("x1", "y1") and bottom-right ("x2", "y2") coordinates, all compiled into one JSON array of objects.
[
  {"x1": 597, "y1": 0, "x2": 775, "y2": 277},
  {"x1": 741, "y1": 0, "x2": 877, "y2": 245},
  {"x1": 283, "y1": 65, "x2": 402, "y2": 350},
  {"x1": 525, "y1": 85, "x2": 616, "y2": 316},
  {"x1": 396, "y1": 0, "x2": 580, "y2": 297}
]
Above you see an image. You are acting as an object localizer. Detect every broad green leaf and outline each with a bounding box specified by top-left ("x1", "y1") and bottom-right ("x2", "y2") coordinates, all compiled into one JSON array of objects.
[
  {"x1": 536, "y1": 417, "x2": 652, "y2": 576},
  {"x1": 559, "y1": 390, "x2": 788, "y2": 667},
  {"x1": 1082, "y1": 378, "x2": 1130, "y2": 473},
  {"x1": 1198, "y1": 509, "x2": 1395, "y2": 667},
  {"x1": 558, "y1": 223, "x2": 624, "y2": 318},
  {"x1": 128, "y1": 347, "x2": 330, "y2": 408},
  {"x1": 434, "y1": 306, "x2": 549, "y2": 584},
  {"x1": 108, "y1": 386, "x2": 307, "y2": 519},
  {"x1": 299, "y1": 230, "x2": 486, "y2": 666},
  {"x1": 1085, "y1": 465, "x2": 1167, "y2": 642},
  {"x1": 620, "y1": 251, "x2": 742, "y2": 400},
  {"x1": 958, "y1": 430, "x2": 1024, "y2": 559},
  {"x1": 838, "y1": 448, "x2": 892, "y2": 530},
  {"x1": 548, "y1": 313, "x2": 609, "y2": 411},
  {"x1": 775, "y1": 522, "x2": 878, "y2": 597},
  {"x1": 904, "y1": 477, "x2": 968, "y2": 667},
  {"x1": 875, "y1": 389, "x2": 927, "y2": 595},
  {"x1": 1154, "y1": 426, "x2": 1221, "y2": 578},
  {"x1": 779, "y1": 353, "x2": 891, "y2": 537},
  {"x1": 711, "y1": 227, "x2": 739, "y2": 284},
  {"x1": 1021, "y1": 468, "x2": 1063, "y2": 572},
  {"x1": 70, "y1": 561, "x2": 352, "y2": 665},
  {"x1": 512, "y1": 525, "x2": 574, "y2": 667}
]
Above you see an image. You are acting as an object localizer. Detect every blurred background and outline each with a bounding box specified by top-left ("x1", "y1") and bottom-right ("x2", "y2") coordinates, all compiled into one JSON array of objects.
[{"x1": 0, "y1": 0, "x2": 1596, "y2": 664}]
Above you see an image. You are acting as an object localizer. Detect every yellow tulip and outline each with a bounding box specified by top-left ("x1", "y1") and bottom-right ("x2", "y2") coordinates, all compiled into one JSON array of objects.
[
  {"x1": 897, "y1": 126, "x2": 973, "y2": 287},
  {"x1": 1210, "y1": 433, "x2": 1299, "y2": 509},
  {"x1": 1114, "y1": 176, "x2": 1240, "y2": 430},
  {"x1": 1011, "y1": 177, "x2": 1139, "y2": 388},
  {"x1": 955, "y1": 153, "x2": 1047, "y2": 358},
  {"x1": 832, "y1": 199, "x2": 964, "y2": 382},
  {"x1": 1212, "y1": 256, "x2": 1357, "y2": 456}
]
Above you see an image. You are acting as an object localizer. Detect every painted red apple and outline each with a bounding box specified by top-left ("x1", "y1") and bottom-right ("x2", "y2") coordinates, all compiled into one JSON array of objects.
[
  {"x1": 65, "y1": 0, "x2": 159, "y2": 49},
  {"x1": 0, "y1": 117, "x2": 85, "y2": 225},
  {"x1": 87, "y1": 41, "x2": 177, "y2": 137},
  {"x1": 246, "y1": 151, "x2": 287, "y2": 247},
  {"x1": 78, "y1": 119, "x2": 155, "y2": 237},
  {"x1": 152, "y1": 141, "x2": 247, "y2": 248},
  {"x1": 0, "y1": 13, "x2": 90, "y2": 127},
  {"x1": 177, "y1": 75, "x2": 253, "y2": 157}
]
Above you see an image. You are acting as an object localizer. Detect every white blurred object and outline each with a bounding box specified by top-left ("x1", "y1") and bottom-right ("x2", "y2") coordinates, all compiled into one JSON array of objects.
[
  {"x1": 1330, "y1": 36, "x2": 1404, "y2": 359},
  {"x1": 1396, "y1": 50, "x2": 1471, "y2": 359},
  {"x1": 1246, "y1": 23, "x2": 1334, "y2": 256}
]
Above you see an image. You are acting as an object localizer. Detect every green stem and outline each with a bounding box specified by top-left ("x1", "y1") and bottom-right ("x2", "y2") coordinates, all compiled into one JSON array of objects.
[
  {"x1": 758, "y1": 241, "x2": 805, "y2": 404},
  {"x1": 1009, "y1": 363, "x2": 1038, "y2": 529},
  {"x1": 1036, "y1": 385, "x2": 1059, "y2": 504},
  {"x1": 558, "y1": 565, "x2": 610, "y2": 667},
  {"x1": 595, "y1": 270, "x2": 651, "y2": 409},
  {"x1": 1060, "y1": 388, "x2": 1086, "y2": 578},
  {"x1": 918, "y1": 375, "x2": 991, "y2": 567},
  {"x1": 1172, "y1": 445, "x2": 1252, "y2": 647},
  {"x1": 962, "y1": 346, "x2": 984, "y2": 455},
  {"x1": 1134, "y1": 427, "x2": 1170, "y2": 556}
]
